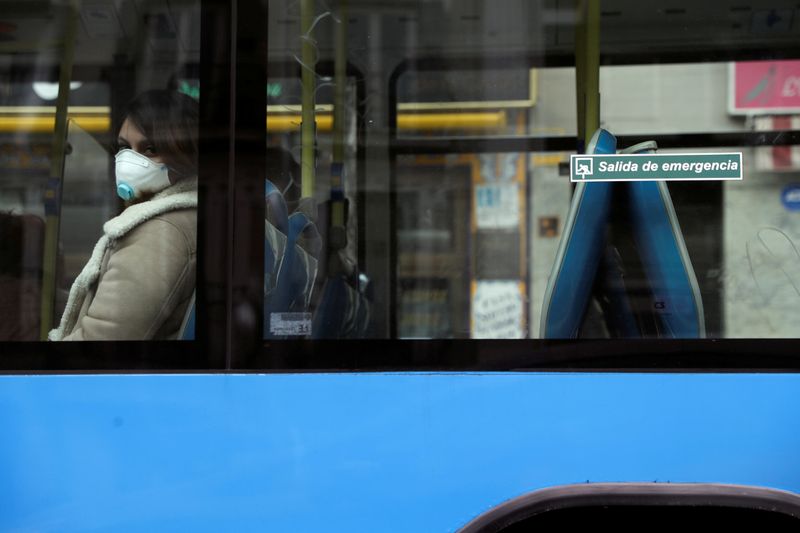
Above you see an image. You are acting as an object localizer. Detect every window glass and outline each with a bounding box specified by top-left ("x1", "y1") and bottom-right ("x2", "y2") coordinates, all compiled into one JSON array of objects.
[
  {"x1": 396, "y1": 152, "x2": 528, "y2": 339},
  {"x1": 4, "y1": 0, "x2": 799, "y2": 369},
  {"x1": 396, "y1": 68, "x2": 554, "y2": 139},
  {"x1": 0, "y1": 0, "x2": 200, "y2": 343},
  {"x1": 265, "y1": 0, "x2": 800, "y2": 347},
  {"x1": 600, "y1": 63, "x2": 739, "y2": 136}
]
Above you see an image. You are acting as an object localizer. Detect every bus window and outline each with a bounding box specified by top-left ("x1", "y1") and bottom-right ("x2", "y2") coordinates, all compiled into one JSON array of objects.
[
  {"x1": 259, "y1": 0, "x2": 800, "y2": 353},
  {"x1": 2, "y1": 0, "x2": 798, "y2": 367},
  {"x1": 0, "y1": 0, "x2": 202, "y2": 344}
]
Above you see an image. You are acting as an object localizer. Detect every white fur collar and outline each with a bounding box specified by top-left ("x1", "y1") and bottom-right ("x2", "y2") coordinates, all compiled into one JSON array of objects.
[{"x1": 104, "y1": 177, "x2": 198, "y2": 238}]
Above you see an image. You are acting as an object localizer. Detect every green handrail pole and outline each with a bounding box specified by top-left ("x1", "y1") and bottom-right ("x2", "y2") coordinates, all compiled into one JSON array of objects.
[
  {"x1": 300, "y1": 0, "x2": 316, "y2": 198},
  {"x1": 330, "y1": 0, "x2": 347, "y2": 231},
  {"x1": 40, "y1": 0, "x2": 79, "y2": 340},
  {"x1": 332, "y1": 0, "x2": 347, "y2": 166},
  {"x1": 575, "y1": 0, "x2": 600, "y2": 150},
  {"x1": 574, "y1": 0, "x2": 586, "y2": 147}
]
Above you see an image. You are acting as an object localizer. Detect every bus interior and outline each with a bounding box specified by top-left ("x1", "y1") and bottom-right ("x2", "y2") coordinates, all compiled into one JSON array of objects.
[{"x1": 0, "y1": 0, "x2": 799, "y2": 362}]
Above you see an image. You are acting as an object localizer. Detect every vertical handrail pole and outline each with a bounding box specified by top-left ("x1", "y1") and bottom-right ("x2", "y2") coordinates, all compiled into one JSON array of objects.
[
  {"x1": 330, "y1": 0, "x2": 347, "y2": 243},
  {"x1": 575, "y1": 0, "x2": 600, "y2": 151},
  {"x1": 332, "y1": 0, "x2": 347, "y2": 165},
  {"x1": 40, "y1": 0, "x2": 79, "y2": 339},
  {"x1": 300, "y1": 0, "x2": 316, "y2": 197}
]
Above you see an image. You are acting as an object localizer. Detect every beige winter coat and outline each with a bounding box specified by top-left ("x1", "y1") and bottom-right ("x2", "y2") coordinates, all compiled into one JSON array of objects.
[{"x1": 49, "y1": 178, "x2": 197, "y2": 341}]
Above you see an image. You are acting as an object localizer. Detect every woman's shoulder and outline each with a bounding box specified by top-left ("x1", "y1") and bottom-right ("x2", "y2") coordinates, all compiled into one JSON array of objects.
[
  {"x1": 153, "y1": 208, "x2": 197, "y2": 237},
  {"x1": 117, "y1": 208, "x2": 197, "y2": 255}
]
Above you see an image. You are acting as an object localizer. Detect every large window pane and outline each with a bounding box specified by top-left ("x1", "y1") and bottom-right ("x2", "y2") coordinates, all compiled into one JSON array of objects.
[
  {"x1": 263, "y1": 0, "x2": 800, "y2": 351},
  {"x1": 1, "y1": 0, "x2": 201, "y2": 343}
]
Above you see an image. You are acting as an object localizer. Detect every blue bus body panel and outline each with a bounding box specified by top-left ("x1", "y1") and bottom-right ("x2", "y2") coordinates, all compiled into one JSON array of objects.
[{"x1": 2, "y1": 373, "x2": 800, "y2": 532}]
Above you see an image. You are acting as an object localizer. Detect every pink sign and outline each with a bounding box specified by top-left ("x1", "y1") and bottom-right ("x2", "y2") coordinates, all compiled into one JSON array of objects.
[{"x1": 730, "y1": 60, "x2": 800, "y2": 114}]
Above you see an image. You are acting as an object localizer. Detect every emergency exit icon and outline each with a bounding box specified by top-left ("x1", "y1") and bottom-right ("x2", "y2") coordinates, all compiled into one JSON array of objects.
[{"x1": 575, "y1": 157, "x2": 593, "y2": 178}]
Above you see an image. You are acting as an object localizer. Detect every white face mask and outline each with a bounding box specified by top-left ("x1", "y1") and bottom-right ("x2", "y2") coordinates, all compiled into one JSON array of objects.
[{"x1": 114, "y1": 148, "x2": 171, "y2": 200}]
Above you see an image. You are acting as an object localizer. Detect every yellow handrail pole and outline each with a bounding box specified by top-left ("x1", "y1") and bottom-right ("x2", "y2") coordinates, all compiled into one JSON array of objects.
[
  {"x1": 40, "y1": 0, "x2": 79, "y2": 340},
  {"x1": 265, "y1": 112, "x2": 507, "y2": 133},
  {"x1": 0, "y1": 111, "x2": 512, "y2": 134},
  {"x1": 575, "y1": 0, "x2": 600, "y2": 150},
  {"x1": 300, "y1": 0, "x2": 316, "y2": 198}
]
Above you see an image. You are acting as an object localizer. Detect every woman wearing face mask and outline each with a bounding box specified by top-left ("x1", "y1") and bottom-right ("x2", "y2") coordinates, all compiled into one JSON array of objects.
[{"x1": 49, "y1": 90, "x2": 198, "y2": 340}]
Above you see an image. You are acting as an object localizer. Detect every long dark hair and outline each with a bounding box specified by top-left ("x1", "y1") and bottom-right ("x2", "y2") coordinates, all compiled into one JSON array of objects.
[{"x1": 116, "y1": 90, "x2": 199, "y2": 178}]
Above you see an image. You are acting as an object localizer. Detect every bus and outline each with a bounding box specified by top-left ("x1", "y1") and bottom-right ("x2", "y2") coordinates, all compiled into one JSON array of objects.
[{"x1": 2, "y1": 0, "x2": 800, "y2": 530}]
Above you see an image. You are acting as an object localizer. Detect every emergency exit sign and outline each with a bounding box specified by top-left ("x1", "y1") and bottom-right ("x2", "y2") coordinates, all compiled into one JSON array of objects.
[{"x1": 570, "y1": 153, "x2": 743, "y2": 183}]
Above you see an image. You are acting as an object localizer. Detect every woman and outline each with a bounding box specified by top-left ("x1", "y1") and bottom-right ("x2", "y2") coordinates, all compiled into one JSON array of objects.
[{"x1": 50, "y1": 90, "x2": 198, "y2": 340}]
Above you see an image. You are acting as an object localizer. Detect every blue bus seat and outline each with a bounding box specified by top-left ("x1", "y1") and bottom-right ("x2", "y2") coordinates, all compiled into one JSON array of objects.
[
  {"x1": 265, "y1": 180, "x2": 289, "y2": 235},
  {"x1": 264, "y1": 220, "x2": 283, "y2": 298},
  {"x1": 621, "y1": 142, "x2": 705, "y2": 338},
  {"x1": 270, "y1": 212, "x2": 320, "y2": 312},
  {"x1": 312, "y1": 274, "x2": 371, "y2": 339},
  {"x1": 264, "y1": 180, "x2": 290, "y2": 301},
  {"x1": 540, "y1": 129, "x2": 617, "y2": 338},
  {"x1": 263, "y1": 178, "x2": 371, "y2": 338},
  {"x1": 178, "y1": 290, "x2": 195, "y2": 340},
  {"x1": 540, "y1": 129, "x2": 705, "y2": 339},
  {"x1": 595, "y1": 246, "x2": 641, "y2": 338},
  {"x1": 264, "y1": 211, "x2": 319, "y2": 338}
]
